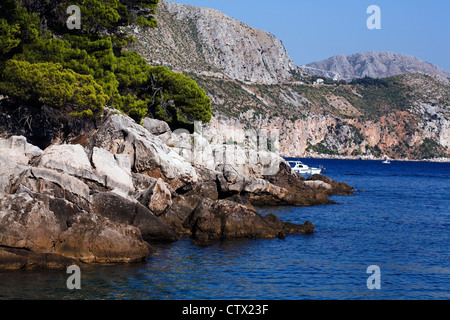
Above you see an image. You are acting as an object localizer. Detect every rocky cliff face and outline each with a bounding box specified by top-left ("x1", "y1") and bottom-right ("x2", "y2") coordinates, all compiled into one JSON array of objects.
[
  {"x1": 128, "y1": 2, "x2": 449, "y2": 161},
  {"x1": 128, "y1": 0, "x2": 298, "y2": 84},
  {"x1": 304, "y1": 51, "x2": 450, "y2": 81},
  {"x1": 195, "y1": 72, "x2": 450, "y2": 160}
]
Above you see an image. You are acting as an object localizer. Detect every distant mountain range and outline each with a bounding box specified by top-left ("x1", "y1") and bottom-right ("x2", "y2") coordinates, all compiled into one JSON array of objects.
[{"x1": 303, "y1": 51, "x2": 450, "y2": 81}]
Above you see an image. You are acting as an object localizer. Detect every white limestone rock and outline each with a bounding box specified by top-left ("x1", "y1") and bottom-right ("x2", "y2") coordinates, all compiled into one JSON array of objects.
[{"x1": 92, "y1": 147, "x2": 134, "y2": 194}]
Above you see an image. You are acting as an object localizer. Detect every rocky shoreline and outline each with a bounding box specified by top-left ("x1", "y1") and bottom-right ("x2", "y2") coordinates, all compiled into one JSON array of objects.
[{"x1": 0, "y1": 109, "x2": 353, "y2": 271}]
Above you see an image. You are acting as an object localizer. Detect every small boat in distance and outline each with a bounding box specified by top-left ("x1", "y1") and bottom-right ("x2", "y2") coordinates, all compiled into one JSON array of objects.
[
  {"x1": 287, "y1": 160, "x2": 322, "y2": 176},
  {"x1": 382, "y1": 156, "x2": 391, "y2": 164}
]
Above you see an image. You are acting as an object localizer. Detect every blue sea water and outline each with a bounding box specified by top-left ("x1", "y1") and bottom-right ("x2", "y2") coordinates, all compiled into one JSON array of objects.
[{"x1": 0, "y1": 159, "x2": 449, "y2": 300}]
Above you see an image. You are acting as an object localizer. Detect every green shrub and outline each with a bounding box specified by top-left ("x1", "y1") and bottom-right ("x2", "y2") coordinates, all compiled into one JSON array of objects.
[
  {"x1": 6, "y1": 2, "x2": 40, "y2": 43},
  {"x1": 113, "y1": 93, "x2": 148, "y2": 123},
  {"x1": 0, "y1": 0, "x2": 213, "y2": 128},
  {"x1": 136, "y1": 16, "x2": 158, "y2": 28},
  {"x1": 0, "y1": 1, "x2": 40, "y2": 56},
  {"x1": 14, "y1": 35, "x2": 121, "y2": 106},
  {"x1": 351, "y1": 76, "x2": 389, "y2": 87},
  {"x1": 149, "y1": 66, "x2": 212, "y2": 123},
  {"x1": 18, "y1": 38, "x2": 99, "y2": 76},
  {"x1": 0, "y1": 59, "x2": 107, "y2": 117},
  {"x1": 65, "y1": 35, "x2": 116, "y2": 72},
  {"x1": 114, "y1": 51, "x2": 151, "y2": 89},
  {"x1": 415, "y1": 138, "x2": 445, "y2": 159},
  {"x1": 0, "y1": 19, "x2": 21, "y2": 55},
  {"x1": 96, "y1": 70, "x2": 120, "y2": 98},
  {"x1": 70, "y1": 0, "x2": 123, "y2": 33},
  {"x1": 306, "y1": 142, "x2": 338, "y2": 155}
]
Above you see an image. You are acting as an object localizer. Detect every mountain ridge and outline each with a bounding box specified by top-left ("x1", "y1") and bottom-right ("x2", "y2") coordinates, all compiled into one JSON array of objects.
[
  {"x1": 303, "y1": 51, "x2": 450, "y2": 81},
  {"x1": 129, "y1": 0, "x2": 298, "y2": 84}
]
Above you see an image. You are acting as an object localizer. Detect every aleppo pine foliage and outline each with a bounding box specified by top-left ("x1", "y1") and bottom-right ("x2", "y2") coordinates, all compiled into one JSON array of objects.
[{"x1": 0, "y1": 0, "x2": 212, "y2": 126}]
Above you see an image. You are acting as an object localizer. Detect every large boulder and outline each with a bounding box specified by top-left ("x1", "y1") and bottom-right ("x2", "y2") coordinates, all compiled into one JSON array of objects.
[
  {"x1": 0, "y1": 192, "x2": 63, "y2": 252},
  {"x1": 307, "y1": 174, "x2": 354, "y2": 195},
  {"x1": 0, "y1": 136, "x2": 42, "y2": 198},
  {"x1": 185, "y1": 197, "x2": 314, "y2": 245},
  {"x1": 91, "y1": 192, "x2": 179, "y2": 243},
  {"x1": 142, "y1": 117, "x2": 171, "y2": 136},
  {"x1": 159, "y1": 191, "x2": 203, "y2": 236},
  {"x1": 37, "y1": 144, "x2": 101, "y2": 183},
  {"x1": 17, "y1": 167, "x2": 92, "y2": 211},
  {"x1": 0, "y1": 135, "x2": 43, "y2": 164},
  {"x1": 36, "y1": 142, "x2": 143, "y2": 197},
  {"x1": 141, "y1": 178, "x2": 173, "y2": 215},
  {"x1": 159, "y1": 132, "x2": 217, "y2": 172},
  {"x1": 35, "y1": 143, "x2": 139, "y2": 199},
  {"x1": 263, "y1": 162, "x2": 335, "y2": 206},
  {"x1": 52, "y1": 212, "x2": 151, "y2": 264},
  {"x1": 242, "y1": 178, "x2": 289, "y2": 205},
  {"x1": 304, "y1": 180, "x2": 333, "y2": 192},
  {"x1": 91, "y1": 147, "x2": 134, "y2": 194},
  {"x1": 0, "y1": 247, "x2": 77, "y2": 271},
  {"x1": 0, "y1": 191, "x2": 150, "y2": 269},
  {"x1": 193, "y1": 166, "x2": 220, "y2": 200},
  {"x1": 87, "y1": 112, "x2": 198, "y2": 191}
]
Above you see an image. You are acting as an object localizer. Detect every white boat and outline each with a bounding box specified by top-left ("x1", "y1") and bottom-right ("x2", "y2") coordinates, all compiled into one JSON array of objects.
[
  {"x1": 382, "y1": 160, "x2": 391, "y2": 164},
  {"x1": 287, "y1": 160, "x2": 322, "y2": 176}
]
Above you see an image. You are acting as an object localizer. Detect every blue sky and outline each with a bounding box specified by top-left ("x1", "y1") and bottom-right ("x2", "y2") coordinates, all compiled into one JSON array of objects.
[{"x1": 169, "y1": 0, "x2": 450, "y2": 71}]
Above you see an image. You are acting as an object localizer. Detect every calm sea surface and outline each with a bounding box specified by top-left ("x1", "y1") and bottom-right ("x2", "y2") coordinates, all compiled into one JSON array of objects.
[{"x1": 0, "y1": 159, "x2": 449, "y2": 300}]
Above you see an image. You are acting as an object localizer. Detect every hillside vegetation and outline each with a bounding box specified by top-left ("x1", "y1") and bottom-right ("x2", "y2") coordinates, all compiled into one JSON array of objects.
[
  {"x1": 191, "y1": 72, "x2": 449, "y2": 159},
  {"x1": 0, "y1": 0, "x2": 211, "y2": 129}
]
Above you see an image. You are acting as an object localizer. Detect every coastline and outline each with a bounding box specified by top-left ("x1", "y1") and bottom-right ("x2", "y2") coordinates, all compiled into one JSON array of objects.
[
  {"x1": 0, "y1": 110, "x2": 354, "y2": 271},
  {"x1": 285, "y1": 153, "x2": 450, "y2": 163}
]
